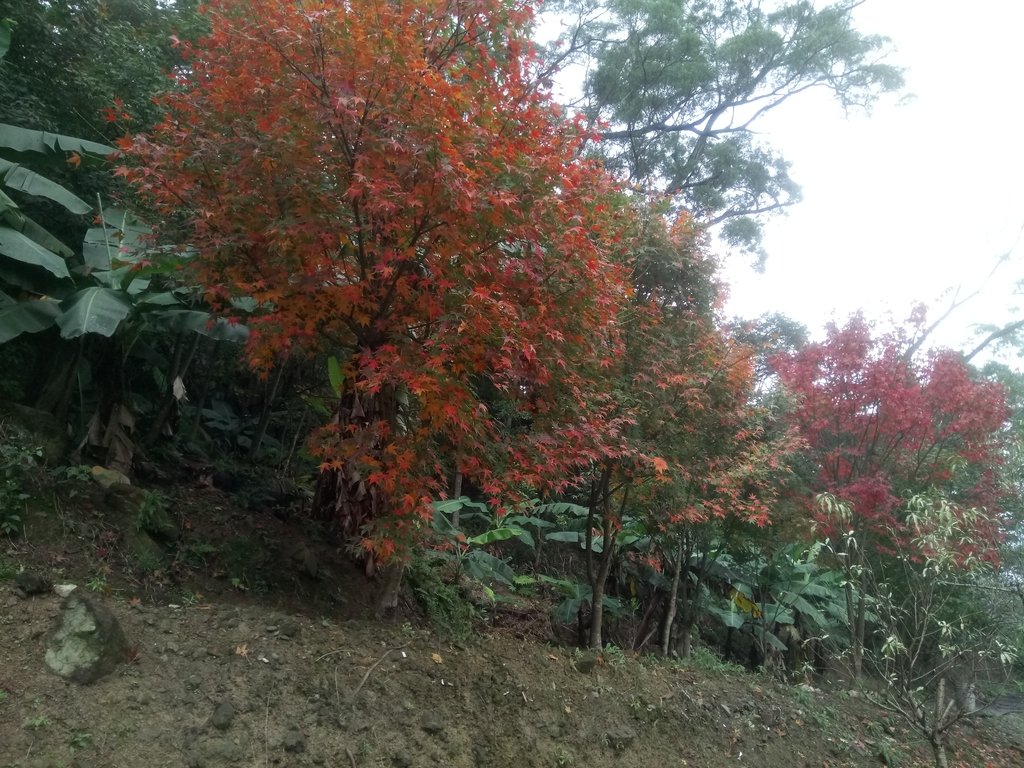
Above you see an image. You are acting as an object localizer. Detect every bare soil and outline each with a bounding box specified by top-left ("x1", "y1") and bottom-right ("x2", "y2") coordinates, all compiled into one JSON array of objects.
[{"x1": 2, "y1": 480, "x2": 1024, "y2": 768}]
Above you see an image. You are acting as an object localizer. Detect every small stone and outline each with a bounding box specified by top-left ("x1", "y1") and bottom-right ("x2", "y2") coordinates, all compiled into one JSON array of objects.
[
  {"x1": 53, "y1": 583, "x2": 77, "y2": 598},
  {"x1": 193, "y1": 646, "x2": 208, "y2": 659},
  {"x1": 165, "y1": 641, "x2": 180, "y2": 654},
  {"x1": 210, "y1": 701, "x2": 235, "y2": 732},
  {"x1": 605, "y1": 725, "x2": 637, "y2": 751},
  {"x1": 201, "y1": 737, "x2": 242, "y2": 761},
  {"x1": 15, "y1": 570, "x2": 51, "y2": 596},
  {"x1": 574, "y1": 652, "x2": 600, "y2": 674},
  {"x1": 421, "y1": 714, "x2": 445, "y2": 735},
  {"x1": 282, "y1": 728, "x2": 306, "y2": 753},
  {"x1": 90, "y1": 465, "x2": 130, "y2": 488},
  {"x1": 265, "y1": 625, "x2": 279, "y2": 633},
  {"x1": 279, "y1": 620, "x2": 300, "y2": 638}
]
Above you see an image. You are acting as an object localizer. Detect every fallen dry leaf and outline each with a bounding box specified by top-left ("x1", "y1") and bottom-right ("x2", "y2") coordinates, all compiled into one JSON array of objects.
[{"x1": 431, "y1": 653, "x2": 443, "y2": 664}]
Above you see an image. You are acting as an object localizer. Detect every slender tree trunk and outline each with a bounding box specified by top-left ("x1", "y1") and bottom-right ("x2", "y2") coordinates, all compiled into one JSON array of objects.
[
  {"x1": 248, "y1": 353, "x2": 288, "y2": 458},
  {"x1": 931, "y1": 738, "x2": 948, "y2": 768},
  {"x1": 853, "y1": 588, "x2": 866, "y2": 678},
  {"x1": 661, "y1": 542, "x2": 684, "y2": 656},
  {"x1": 450, "y1": 470, "x2": 463, "y2": 529},
  {"x1": 185, "y1": 343, "x2": 221, "y2": 441},
  {"x1": 35, "y1": 338, "x2": 82, "y2": 426},
  {"x1": 589, "y1": 480, "x2": 630, "y2": 651},
  {"x1": 145, "y1": 332, "x2": 200, "y2": 447}
]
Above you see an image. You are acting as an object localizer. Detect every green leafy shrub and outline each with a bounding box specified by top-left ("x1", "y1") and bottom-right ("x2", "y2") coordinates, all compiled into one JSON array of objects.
[
  {"x1": 0, "y1": 421, "x2": 42, "y2": 536},
  {"x1": 406, "y1": 555, "x2": 475, "y2": 642}
]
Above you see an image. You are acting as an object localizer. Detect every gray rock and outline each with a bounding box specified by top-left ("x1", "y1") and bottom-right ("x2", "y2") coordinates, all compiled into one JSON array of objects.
[
  {"x1": 279, "y1": 620, "x2": 300, "y2": 638},
  {"x1": 201, "y1": 737, "x2": 242, "y2": 761},
  {"x1": 421, "y1": 713, "x2": 445, "y2": 735},
  {"x1": 15, "y1": 570, "x2": 51, "y2": 596},
  {"x1": 575, "y1": 652, "x2": 600, "y2": 674},
  {"x1": 605, "y1": 725, "x2": 637, "y2": 751},
  {"x1": 282, "y1": 727, "x2": 306, "y2": 753},
  {"x1": 210, "y1": 701, "x2": 235, "y2": 731},
  {"x1": 45, "y1": 593, "x2": 128, "y2": 684}
]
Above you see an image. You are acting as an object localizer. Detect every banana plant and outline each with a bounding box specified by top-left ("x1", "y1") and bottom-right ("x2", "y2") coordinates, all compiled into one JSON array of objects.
[{"x1": 0, "y1": 107, "x2": 250, "y2": 470}]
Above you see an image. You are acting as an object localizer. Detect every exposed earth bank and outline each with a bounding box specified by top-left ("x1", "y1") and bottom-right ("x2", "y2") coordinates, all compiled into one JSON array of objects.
[{"x1": 2, "y1": 481, "x2": 1024, "y2": 768}]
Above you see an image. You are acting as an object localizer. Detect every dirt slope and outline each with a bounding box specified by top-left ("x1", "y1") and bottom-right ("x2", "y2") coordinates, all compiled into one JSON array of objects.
[{"x1": 2, "y1": 481, "x2": 1024, "y2": 768}]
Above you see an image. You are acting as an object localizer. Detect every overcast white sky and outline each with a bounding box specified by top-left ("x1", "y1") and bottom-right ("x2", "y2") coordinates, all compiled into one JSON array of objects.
[{"x1": 719, "y1": 0, "x2": 1024, "y2": 359}]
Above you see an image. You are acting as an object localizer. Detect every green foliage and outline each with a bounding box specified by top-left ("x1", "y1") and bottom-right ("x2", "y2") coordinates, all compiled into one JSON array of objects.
[
  {"x1": 0, "y1": 420, "x2": 41, "y2": 536},
  {"x1": 136, "y1": 489, "x2": 174, "y2": 538},
  {"x1": 0, "y1": 0, "x2": 204, "y2": 140},
  {"x1": 22, "y1": 713, "x2": 50, "y2": 730},
  {"x1": 0, "y1": 555, "x2": 16, "y2": 580},
  {"x1": 683, "y1": 646, "x2": 744, "y2": 676},
  {"x1": 545, "y1": 0, "x2": 902, "y2": 255},
  {"x1": 222, "y1": 536, "x2": 270, "y2": 590},
  {"x1": 406, "y1": 555, "x2": 475, "y2": 642}
]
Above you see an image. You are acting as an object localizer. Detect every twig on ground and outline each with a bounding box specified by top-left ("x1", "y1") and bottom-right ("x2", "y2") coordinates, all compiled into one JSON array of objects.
[
  {"x1": 346, "y1": 746, "x2": 358, "y2": 768},
  {"x1": 351, "y1": 641, "x2": 411, "y2": 704}
]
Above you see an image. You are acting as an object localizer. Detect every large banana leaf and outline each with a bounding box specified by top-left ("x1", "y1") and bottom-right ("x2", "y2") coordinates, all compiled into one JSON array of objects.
[
  {"x1": 0, "y1": 298, "x2": 61, "y2": 343},
  {"x1": 84, "y1": 208, "x2": 153, "y2": 269},
  {"x1": 0, "y1": 189, "x2": 74, "y2": 257},
  {"x1": 0, "y1": 123, "x2": 114, "y2": 158},
  {"x1": 0, "y1": 225, "x2": 71, "y2": 279},
  {"x1": 0, "y1": 159, "x2": 92, "y2": 214},
  {"x1": 144, "y1": 308, "x2": 250, "y2": 342},
  {"x1": 0, "y1": 20, "x2": 10, "y2": 60},
  {"x1": 56, "y1": 286, "x2": 132, "y2": 338}
]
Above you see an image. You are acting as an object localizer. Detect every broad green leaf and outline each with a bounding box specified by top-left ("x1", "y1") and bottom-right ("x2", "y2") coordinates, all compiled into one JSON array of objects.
[
  {"x1": 545, "y1": 530, "x2": 603, "y2": 552},
  {"x1": 136, "y1": 290, "x2": 180, "y2": 306},
  {"x1": 92, "y1": 265, "x2": 133, "y2": 290},
  {"x1": 145, "y1": 309, "x2": 249, "y2": 342},
  {"x1": 0, "y1": 225, "x2": 70, "y2": 279},
  {"x1": 501, "y1": 514, "x2": 555, "y2": 529},
  {"x1": 0, "y1": 298, "x2": 61, "y2": 342},
  {"x1": 327, "y1": 355, "x2": 343, "y2": 395},
  {"x1": 0, "y1": 123, "x2": 114, "y2": 158},
  {"x1": 0, "y1": 189, "x2": 73, "y2": 256},
  {"x1": 0, "y1": 159, "x2": 91, "y2": 213},
  {"x1": 530, "y1": 501, "x2": 590, "y2": 518},
  {"x1": 0, "y1": 258, "x2": 70, "y2": 296},
  {"x1": 545, "y1": 531, "x2": 583, "y2": 544},
  {"x1": 761, "y1": 631, "x2": 789, "y2": 652},
  {"x1": 57, "y1": 287, "x2": 132, "y2": 338},
  {"x1": 0, "y1": 19, "x2": 11, "y2": 60},
  {"x1": 553, "y1": 597, "x2": 585, "y2": 625},
  {"x1": 708, "y1": 605, "x2": 746, "y2": 630},
  {"x1": 83, "y1": 226, "x2": 116, "y2": 269},
  {"x1": 466, "y1": 526, "x2": 526, "y2": 547},
  {"x1": 464, "y1": 550, "x2": 515, "y2": 585}
]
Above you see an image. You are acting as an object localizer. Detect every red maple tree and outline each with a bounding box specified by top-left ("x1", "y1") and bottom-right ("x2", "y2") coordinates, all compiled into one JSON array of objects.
[
  {"x1": 119, "y1": 0, "x2": 631, "y2": 569},
  {"x1": 774, "y1": 314, "x2": 1008, "y2": 549}
]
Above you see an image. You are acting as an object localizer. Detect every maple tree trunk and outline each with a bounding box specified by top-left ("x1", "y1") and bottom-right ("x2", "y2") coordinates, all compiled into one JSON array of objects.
[
  {"x1": 375, "y1": 558, "x2": 405, "y2": 616},
  {"x1": 661, "y1": 542, "x2": 684, "y2": 657},
  {"x1": 248, "y1": 353, "x2": 287, "y2": 458},
  {"x1": 589, "y1": 480, "x2": 630, "y2": 651},
  {"x1": 313, "y1": 379, "x2": 396, "y2": 541}
]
